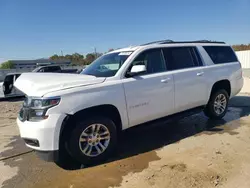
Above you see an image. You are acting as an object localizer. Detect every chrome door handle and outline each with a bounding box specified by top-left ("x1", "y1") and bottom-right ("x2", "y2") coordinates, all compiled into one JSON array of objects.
[
  {"x1": 161, "y1": 78, "x2": 171, "y2": 83},
  {"x1": 197, "y1": 72, "x2": 204, "y2": 76}
]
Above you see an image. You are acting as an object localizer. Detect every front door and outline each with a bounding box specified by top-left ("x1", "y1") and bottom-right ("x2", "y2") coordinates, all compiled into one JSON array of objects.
[{"x1": 122, "y1": 49, "x2": 174, "y2": 127}]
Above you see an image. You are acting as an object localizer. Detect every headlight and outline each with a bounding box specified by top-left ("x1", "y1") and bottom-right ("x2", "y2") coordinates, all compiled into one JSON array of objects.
[
  {"x1": 30, "y1": 97, "x2": 60, "y2": 109},
  {"x1": 22, "y1": 96, "x2": 61, "y2": 121}
]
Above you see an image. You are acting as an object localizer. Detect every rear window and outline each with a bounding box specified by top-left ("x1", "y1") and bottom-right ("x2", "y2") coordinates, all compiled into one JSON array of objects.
[{"x1": 203, "y1": 46, "x2": 238, "y2": 64}]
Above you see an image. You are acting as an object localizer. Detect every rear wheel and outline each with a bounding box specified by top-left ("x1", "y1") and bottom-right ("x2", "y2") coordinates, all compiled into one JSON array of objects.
[
  {"x1": 204, "y1": 89, "x2": 229, "y2": 119},
  {"x1": 68, "y1": 117, "x2": 117, "y2": 165}
]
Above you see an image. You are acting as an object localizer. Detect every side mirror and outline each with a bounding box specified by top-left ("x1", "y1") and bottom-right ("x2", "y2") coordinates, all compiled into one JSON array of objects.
[{"x1": 126, "y1": 65, "x2": 146, "y2": 77}]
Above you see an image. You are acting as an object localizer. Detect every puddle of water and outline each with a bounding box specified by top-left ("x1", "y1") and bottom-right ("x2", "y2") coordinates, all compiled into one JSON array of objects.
[
  {"x1": 0, "y1": 161, "x2": 18, "y2": 188},
  {"x1": 0, "y1": 136, "x2": 30, "y2": 161},
  {"x1": 2, "y1": 150, "x2": 159, "y2": 188},
  {"x1": 41, "y1": 152, "x2": 159, "y2": 188},
  {"x1": 200, "y1": 107, "x2": 250, "y2": 136}
]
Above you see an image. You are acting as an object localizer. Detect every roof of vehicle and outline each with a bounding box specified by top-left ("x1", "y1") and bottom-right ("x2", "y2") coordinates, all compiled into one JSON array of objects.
[
  {"x1": 37, "y1": 65, "x2": 61, "y2": 68},
  {"x1": 109, "y1": 40, "x2": 228, "y2": 53},
  {"x1": 32, "y1": 65, "x2": 61, "y2": 72}
]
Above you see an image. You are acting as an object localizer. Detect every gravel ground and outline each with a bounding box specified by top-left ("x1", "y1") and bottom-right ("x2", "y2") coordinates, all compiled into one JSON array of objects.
[{"x1": 0, "y1": 78, "x2": 250, "y2": 188}]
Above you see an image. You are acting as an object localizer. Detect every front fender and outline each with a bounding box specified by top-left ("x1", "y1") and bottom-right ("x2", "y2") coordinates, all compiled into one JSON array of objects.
[{"x1": 46, "y1": 83, "x2": 129, "y2": 130}]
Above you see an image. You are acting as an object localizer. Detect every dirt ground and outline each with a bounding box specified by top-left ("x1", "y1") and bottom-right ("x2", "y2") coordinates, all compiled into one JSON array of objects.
[{"x1": 1, "y1": 80, "x2": 250, "y2": 188}]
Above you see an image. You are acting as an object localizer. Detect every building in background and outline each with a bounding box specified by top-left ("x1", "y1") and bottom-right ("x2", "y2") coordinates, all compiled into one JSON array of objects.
[
  {"x1": 236, "y1": 50, "x2": 250, "y2": 69},
  {"x1": 11, "y1": 59, "x2": 71, "y2": 69}
]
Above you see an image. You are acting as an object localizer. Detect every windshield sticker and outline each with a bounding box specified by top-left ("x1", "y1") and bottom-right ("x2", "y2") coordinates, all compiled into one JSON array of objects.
[{"x1": 118, "y1": 52, "x2": 133, "y2": 56}]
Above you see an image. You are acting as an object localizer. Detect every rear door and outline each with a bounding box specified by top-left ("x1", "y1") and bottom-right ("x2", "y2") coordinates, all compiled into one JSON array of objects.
[{"x1": 162, "y1": 47, "x2": 207, "y2": 113}]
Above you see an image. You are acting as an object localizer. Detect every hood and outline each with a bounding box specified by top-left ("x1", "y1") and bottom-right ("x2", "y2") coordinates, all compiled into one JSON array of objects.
[{"x1": 14, "y1": 73, "x2": 105, "y2": 97}]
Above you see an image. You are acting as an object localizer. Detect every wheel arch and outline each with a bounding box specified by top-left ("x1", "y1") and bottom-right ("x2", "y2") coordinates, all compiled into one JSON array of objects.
[
  {"x1": 59, "y1": 104, "x2": 122, "y2": 149},
  {"x1": 209, "y1": 80, "x2": 231, "y2": 99}
]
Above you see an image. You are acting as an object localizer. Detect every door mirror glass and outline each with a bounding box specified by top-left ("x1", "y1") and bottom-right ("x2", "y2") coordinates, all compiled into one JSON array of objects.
[{"x1": 127, "y1": 65, "x2": 146, "y2": 77}]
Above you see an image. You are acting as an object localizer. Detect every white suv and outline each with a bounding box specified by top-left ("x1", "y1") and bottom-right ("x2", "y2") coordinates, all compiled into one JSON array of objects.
[{"x1": 15, "y1": 40, "x2": 243, "y2": 166}]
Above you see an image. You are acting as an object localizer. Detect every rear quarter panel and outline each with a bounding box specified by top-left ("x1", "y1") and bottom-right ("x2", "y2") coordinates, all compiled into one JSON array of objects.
[
  {"x1": 203, "y1": 63, "x2": 242, "y2": 101},
  {"x1": 197, "y1": 45, "x2": 243, "y2": 101}
]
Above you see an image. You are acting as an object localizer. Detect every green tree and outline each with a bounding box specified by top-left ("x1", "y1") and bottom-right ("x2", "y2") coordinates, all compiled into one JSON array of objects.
[
  {"x1": 49, "y1": 51, "x2": 102, "y2": 65},
  {"x1": 65, "y1": 54, "x2": 73, "y2": 61},
  {"x1": 0, "y1": 61, "x2": 14, "y2": 69},
  {"x1": 72, "y1": 53, "x2": 84, "y2": 61},
  {"x1": 50, "y1": 54, "x2": 59, "y2": 60},
  {"x1": 85, "y1": 53, "x2": 96, "y2": 64}
]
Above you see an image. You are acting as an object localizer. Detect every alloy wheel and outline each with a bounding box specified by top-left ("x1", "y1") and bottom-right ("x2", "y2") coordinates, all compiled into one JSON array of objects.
[{"x1": 78, "y1": 124, "x2": 110, "y2": 157}]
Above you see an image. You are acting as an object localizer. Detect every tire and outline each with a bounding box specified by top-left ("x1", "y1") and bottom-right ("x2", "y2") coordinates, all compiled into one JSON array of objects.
[
  {"x1": 68, "y1": 116, "x2": 117, "y2": 165},
  {"x1": 204, "y1": 89, "x2": 229, "y2": 119}
]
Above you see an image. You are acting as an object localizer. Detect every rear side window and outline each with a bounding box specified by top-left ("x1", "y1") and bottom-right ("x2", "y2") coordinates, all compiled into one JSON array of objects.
[
  {"x1": 163, "y1": 47, "x2": 199, "y2": 70},
  {"x1": 203, "y1": 46, "x2": 238, "y2": 64},
  {"x1": 50, "y1": 66, "x2": 61, "y2": 72},
  {"x1": 44, "y1": 66, "x2": 60, "y2": 72}
]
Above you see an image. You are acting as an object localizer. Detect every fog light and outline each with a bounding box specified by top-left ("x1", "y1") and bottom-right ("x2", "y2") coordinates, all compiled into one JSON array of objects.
[{"x1": 23, "y1": 138, "x2": 40, "y2": 147}]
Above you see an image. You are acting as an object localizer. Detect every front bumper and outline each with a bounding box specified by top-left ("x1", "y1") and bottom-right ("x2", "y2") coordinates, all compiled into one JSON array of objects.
[{"x1": 16, "y1": 113, "x2": 66, "y2": 151}]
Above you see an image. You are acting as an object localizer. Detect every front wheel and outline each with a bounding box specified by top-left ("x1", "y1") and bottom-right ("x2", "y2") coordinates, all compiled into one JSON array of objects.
[
  {"x1": 68, "y1": 117, "x2": 117, "y2": 165},
  {"x1": 204, "y1": 89, "x2": 229, "y2": 119}
]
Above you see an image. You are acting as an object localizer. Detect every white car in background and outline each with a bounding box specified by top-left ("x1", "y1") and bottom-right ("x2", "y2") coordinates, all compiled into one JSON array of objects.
[{"x1": 0, "y1": 73, "x2": 24, "y2": 98}]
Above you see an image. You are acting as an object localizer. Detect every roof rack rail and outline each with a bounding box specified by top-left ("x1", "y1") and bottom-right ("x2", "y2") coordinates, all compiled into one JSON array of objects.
[
  {"x1": 166, "y1": 40, "x2": 225, "y2": 44},
  {"x1": 141, "y1": 40, "x2": 174, "y2": 45},
  {"x1": 141, "y1": 40, "x2": 225, "y2": 45}
]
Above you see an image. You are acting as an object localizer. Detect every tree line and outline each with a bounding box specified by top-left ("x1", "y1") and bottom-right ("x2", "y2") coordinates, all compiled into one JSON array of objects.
[
  {"x1": 50, "y1": 52, "x2": 102, "y2": 66},
  {"x1": 232, "y1": 44, "x2": 250, "y2": 51},
  {"x1": 0, "y1": 61, "x2": 14, "y2": 69},
  {"x1": 50, "y1": 49, "x2": 114, "y2": 65}
]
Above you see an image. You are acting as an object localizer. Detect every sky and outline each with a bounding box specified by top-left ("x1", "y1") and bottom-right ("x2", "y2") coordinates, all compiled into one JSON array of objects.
[{"x1": 0, "y1": 0, "x2": 249, "y2": 63}]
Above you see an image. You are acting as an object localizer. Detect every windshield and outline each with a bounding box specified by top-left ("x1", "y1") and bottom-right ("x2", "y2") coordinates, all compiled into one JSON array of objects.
[
  {"x1": 32, "y1": 67, "x2": 40, "y2": 72},
  {"x1": 81, "y1": 52, "x2": 133, "y2": 77}
]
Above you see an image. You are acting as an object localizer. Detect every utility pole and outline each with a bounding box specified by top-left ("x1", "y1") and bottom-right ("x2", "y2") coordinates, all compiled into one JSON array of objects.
[{"x1": 94, "y1": 47, "x2": 97, "y2": 59}]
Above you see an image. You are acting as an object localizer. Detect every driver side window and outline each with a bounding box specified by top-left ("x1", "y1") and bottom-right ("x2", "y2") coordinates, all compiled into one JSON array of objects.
[{"x1": 128, "y1": 49, "x2": 166, "y2": 75}]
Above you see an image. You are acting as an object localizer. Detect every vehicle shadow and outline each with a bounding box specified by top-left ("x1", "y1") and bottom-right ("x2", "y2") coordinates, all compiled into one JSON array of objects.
[
  {"x1": 0, "y1": 96, "x2": 24, "y2": 102},
  {"x1": 59, "y1": 95, "x2": 250, "y2": 170}
]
